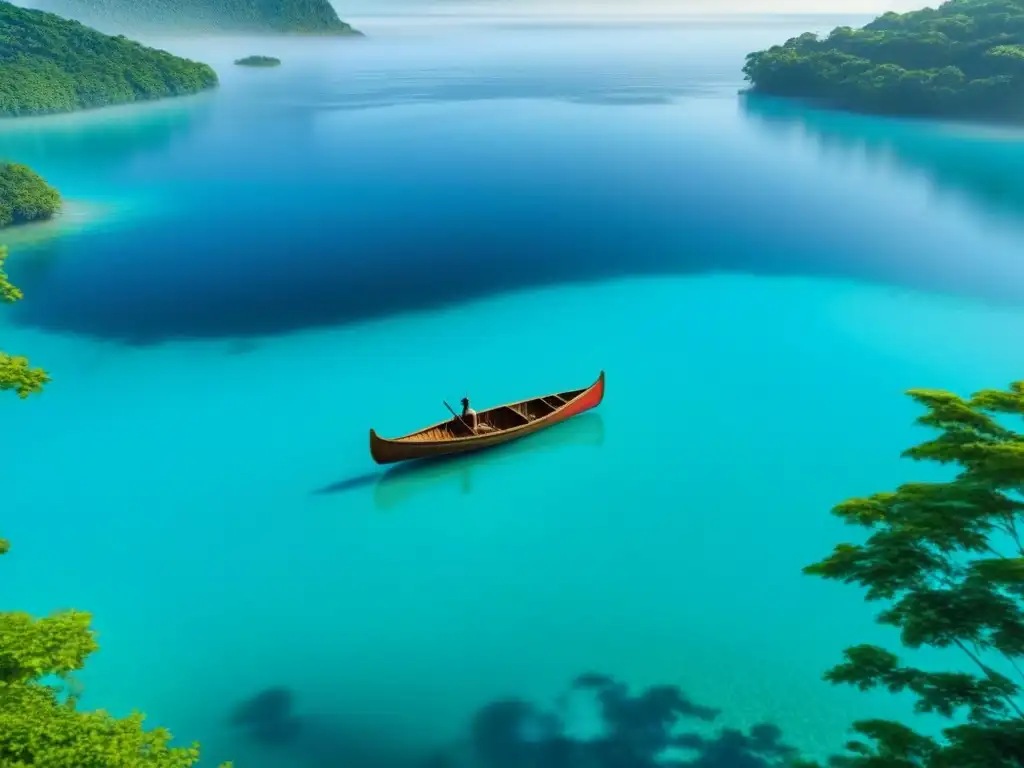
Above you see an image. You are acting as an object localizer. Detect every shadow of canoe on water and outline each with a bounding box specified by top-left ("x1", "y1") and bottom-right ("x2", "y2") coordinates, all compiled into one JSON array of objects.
[{"x1": 313, "y1": 412, "x2": 606, "y2": 512}]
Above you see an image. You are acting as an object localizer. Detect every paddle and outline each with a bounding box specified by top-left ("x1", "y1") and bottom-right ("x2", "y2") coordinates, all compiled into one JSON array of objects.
[{"x1": 444, "y1": 400, "x2": 475, "y2": 434}]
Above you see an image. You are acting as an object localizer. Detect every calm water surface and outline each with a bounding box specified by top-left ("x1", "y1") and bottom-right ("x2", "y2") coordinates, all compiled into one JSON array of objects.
[{"x1": 4, "y1": 16, "x2": 1024, "y2": 768}]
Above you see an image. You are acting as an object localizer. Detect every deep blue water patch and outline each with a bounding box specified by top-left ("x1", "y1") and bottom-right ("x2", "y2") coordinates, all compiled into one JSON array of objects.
[{"x1": 7, "y1": 24, "x2": 1024, "y2": 345}]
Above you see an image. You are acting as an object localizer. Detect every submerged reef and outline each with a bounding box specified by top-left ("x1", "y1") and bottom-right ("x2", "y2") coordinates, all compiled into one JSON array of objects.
[
  {"x1": 466, "y1": 673, "x2": 799, "y2": 768},
  {"x1": 229, "y1": 686, "x2": 303, "y2": 745},
  {"x1": 230, "y1": 674, "x2": 804, "y2": 768}
]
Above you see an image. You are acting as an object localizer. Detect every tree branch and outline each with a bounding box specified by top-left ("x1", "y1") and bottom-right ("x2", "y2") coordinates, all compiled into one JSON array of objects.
[{"x1": 954, "y1": 638, "x2": 1024, "y2": 719}]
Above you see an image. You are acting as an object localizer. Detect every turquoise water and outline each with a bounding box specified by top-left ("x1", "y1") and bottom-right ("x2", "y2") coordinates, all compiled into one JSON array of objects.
[{"x1": 5, "y1": 15, "x2": 1024, "y2": 768}]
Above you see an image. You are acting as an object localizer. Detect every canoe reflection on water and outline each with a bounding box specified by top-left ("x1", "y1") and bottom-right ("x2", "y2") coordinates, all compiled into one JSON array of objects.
[{"x1": 314, "y1": 412, "x2": 605, "y2": 512}]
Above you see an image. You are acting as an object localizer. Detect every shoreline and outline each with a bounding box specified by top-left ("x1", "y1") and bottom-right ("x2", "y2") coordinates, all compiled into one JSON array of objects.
[
  {"x1": 0, "y1": 199, "x2": 117, "y2": 252},
  {"x1": 0, "y1": 90, "x2": 215, "y2": 132}
]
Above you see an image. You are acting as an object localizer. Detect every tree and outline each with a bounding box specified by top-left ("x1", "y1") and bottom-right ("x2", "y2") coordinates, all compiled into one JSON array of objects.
[
  {"x1": 742, "y1": 0, "x2": 1024, "y2": 121},
  {"x1": 0, "y1": 2, "x2": 218, "y2": 118},
  {"x1": 0, "y1": 163, "x2": 61, "y2": 228},
  {"x1": 0, "y1": 244, "x2": 49, "y2": 397},
  {"x1": 802, "y1": 380, "x2": 1024, "y2": 766},
  {"x1": 1, "y1": 257, "x2": 229, "y2": 766}
]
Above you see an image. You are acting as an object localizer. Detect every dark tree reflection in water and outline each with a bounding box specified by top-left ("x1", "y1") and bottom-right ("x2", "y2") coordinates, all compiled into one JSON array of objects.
[{"x1": 231, "y1": 674, "x2": 802, "y2": 768}]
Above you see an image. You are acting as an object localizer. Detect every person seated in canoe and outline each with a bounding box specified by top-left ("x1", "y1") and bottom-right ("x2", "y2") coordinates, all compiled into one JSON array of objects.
[
  {"x1": 460, "y1": 397, "x2": 478, "y2": 432},
  {"x1": 460, "y1": 397, "x2": 496, "y2": 434}
]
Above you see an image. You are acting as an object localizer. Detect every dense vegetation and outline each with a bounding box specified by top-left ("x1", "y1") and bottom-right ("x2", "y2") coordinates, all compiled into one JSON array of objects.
[
  {"x1": 0, "y1": 1, "x2": 218, "y2": 117},
  {"x1": 235, "y1": 55, "x2": 281, "y2": 67},
  {"x1": 743, "y1": 0, "x2": 1024, "y2": 120},
  {"x1": 0, "y1": 163, "x2": 61, "y2": 228},
  {"x1": 0, "y1": 254, "x2": 228, "y2": 765},
  {"x1": 0, "y1": 246, "x2": 48, "y2": 397},
  {"x1": 29, "y1": 0, "x2": 363, "y2": 35},
  {"x1": 797, "y1": 381, "x2": 1024, "y2": 767}
]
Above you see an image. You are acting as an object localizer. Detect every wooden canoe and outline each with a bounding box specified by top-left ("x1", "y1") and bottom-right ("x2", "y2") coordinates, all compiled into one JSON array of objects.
[{"x1": 369, "y1": 371, "x2": 605, "y2": 464}]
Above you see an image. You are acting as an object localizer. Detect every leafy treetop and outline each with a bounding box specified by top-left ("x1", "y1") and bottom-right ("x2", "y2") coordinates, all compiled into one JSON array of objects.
[
  {"x1": 800, "y1": 379, "x2": 1024, "y2": 767},
  {"x1": 0, "y1": 163, "x2": 61, "y2": 228},
  {"x1": 1, "y1": 264, "x2": 229, "y2": 766},
  {"x1": 0, "y1": 539, "x2": 230, "y2": 767},
  {"x1": 0, "y1": 245, "x2": 49, "y2": 398}
]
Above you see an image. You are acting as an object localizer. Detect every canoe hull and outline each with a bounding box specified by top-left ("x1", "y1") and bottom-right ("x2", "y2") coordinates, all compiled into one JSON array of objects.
[{"x1": 369, "y1": 371, "x2": 605, "y2": 464}]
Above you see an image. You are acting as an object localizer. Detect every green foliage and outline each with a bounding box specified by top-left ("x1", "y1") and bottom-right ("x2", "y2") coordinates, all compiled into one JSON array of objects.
[
  {"x1": 0, "y1": 163, "x2": 61, "y2": 228},
  {"x1": 1, "y1": 326, "x2": 228, "y2": 763},
  {"x1": 0, "y1": 244, "x2": 49, "y2": 397},
  {"x1": 0, "y1": 1, "x2": 219, "y2": 117},
  {"x1": 743, "y1": 0, "x2": 1024, "y2": 120},
  {"x1": 31, "y1": 0, "x2": 363, "y2": 35},
  {"x1": 0, "y1": 541, "x2": 231, "y2": 767},
  {"x1": 802, "y1": 380, "x2": 1024, "y2": 766},
  {"x1": 234, "y1": 55, "x2": 282, "y2": 67}
]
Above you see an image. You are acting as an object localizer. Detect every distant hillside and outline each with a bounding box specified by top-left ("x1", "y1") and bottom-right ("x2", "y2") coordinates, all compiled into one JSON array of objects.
[
  {"x1": 20, "y1": 0, "x2": 363, "y2": 35},
  {"x1": 0, "y1": 1, "x2": 217, "y2": 117}
]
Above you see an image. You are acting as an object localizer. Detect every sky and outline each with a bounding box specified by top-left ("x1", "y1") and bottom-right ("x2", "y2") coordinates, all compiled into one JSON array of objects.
[{"x1": 336, "y1": 0, "x2": 932, "y2": 16}]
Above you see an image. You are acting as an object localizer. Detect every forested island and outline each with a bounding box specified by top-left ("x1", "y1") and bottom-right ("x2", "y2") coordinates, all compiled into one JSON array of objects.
[
  {"x1": 235, "y1": 55, "x2": 282, "y2": 67},
  {"x1": 0, "y1": 163, "x2": 61, "y2": 227},
  {"x1": 743, "y1": 0, "x2": 1024, "y2": 121},
  {"x1": 26, "y1": 0, "x2": 363, "y2": 36},
  {"x1": 0, "y1": 2, "x2": 217, "y2": 117}
]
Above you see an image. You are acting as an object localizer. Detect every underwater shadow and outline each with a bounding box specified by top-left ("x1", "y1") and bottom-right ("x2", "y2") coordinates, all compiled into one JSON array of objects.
[
  {"x1": 229, "y1": 686, "x2": 303, "y2": 746},
  {"x1": 229, "y1": 673, "x2": 806, "y2": 768},
  {"x1": 5, "y1": 211, "x2": 710, "y2": 345},
  {"x1": 229, "y1": 685, "x2": 418, "y2": 767},
  {"x1": 451, "y1": 672, "x2": 804, "y2": 768},
  {"x1": 314, "y1": 412, "x2": 605, "y2": 512},
  {"x1": 464, "y1": 673, "x2": 802, "y2": 768}
]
